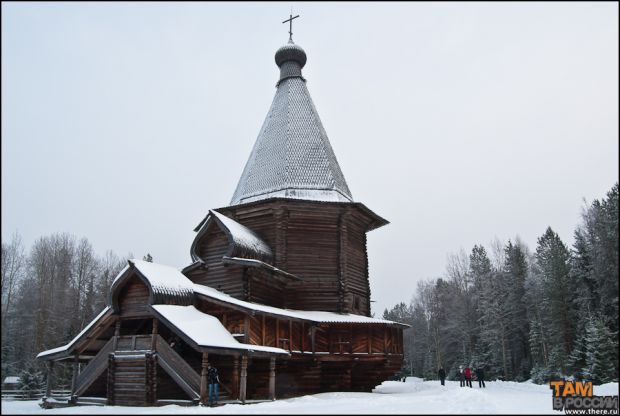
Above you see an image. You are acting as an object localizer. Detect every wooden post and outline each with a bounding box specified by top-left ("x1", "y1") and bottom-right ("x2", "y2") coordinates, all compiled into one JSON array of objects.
[
  {"x1": 200, "y1": 352, "x2": 209, "y2": 405},
  {"x1": 367, "y1": 327, "x2": 372, "y2": 354},
  {"x1": 232, "y1": 356, "x2": 240, "y2": 400},
  {"x1": 71, "y1": 354, "x2": 79, "y2": 398},
  {"x1": 239, "y1": 354, "x2": 248, "y2": 404},
  {"x1": 112, "y1": 320, "x2": 121, "y2": 350},
  {"x1": 276, "y1": 319, "x2": 279, "y2": 348},
  {"x1": 261, "y1": 315, "x2": 266, "y2": 345},
  {"x1": 328, "y1": 327, "x2": 333, "y2": 354},
  {"x1": 268, "y1": 357, "x2": 276, "y2": 400},
  {"x1": 289, "y1": 320, "x2": 293, "y2": 352},
  {"x1": 151, "y1": 319, "x2": 158, "y2": 350},
  {"x1": 311, "y1": 326, "x2": 316, "y2": 354},
  {"x1": 45, "y1": 361, "x2": 54, "y2": 398},
  {"x1": 300, "y1": 322, "x2": 305, "y2": 353},
  {"x1": 349, "y1": 326, "x2": 353, "y2": 354}
]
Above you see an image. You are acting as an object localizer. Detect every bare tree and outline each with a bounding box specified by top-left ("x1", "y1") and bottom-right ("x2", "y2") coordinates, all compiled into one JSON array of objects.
[{"x1": 1, "y1": 232, "x2": 26, "y2": 330}]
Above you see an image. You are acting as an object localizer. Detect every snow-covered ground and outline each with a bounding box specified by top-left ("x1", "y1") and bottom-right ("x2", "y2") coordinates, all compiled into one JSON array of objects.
[{"x1": 2, "y1": 378, "x2": 618, "y2": 414}]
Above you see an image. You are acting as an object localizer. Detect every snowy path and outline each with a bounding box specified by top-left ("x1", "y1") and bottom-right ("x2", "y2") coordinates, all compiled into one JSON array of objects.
[{"x1": 2, "y1": 378, "x2": 617, "y2": 414}]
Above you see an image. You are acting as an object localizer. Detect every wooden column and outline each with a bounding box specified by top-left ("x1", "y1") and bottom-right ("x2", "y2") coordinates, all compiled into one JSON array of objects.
[
  {"x1": 268, "y1": 357, "x2": 276, "y2": 401},
  {"x1": 289, "y1": 320, "x2": 293, "y2": 352},
  {"x1": 239, "y1": 354, "x2": 248, "y2": 404},
  {"x1": 112, "y1": 320, "x2": 121, "y2": 350},
  {"x1": 349, "y1": 326, "x2": 353, "y2": 354},
  {"x1": 244, "y1": 315, "x2": 250, "y2": 344},
  {"x1": 151, "y1": 319, "x2": 158, "y2": 350},
  {"x1": 275, "y1": 319, "x2": 280, "y2": 348},
  {"x1": 45, "y1": 361, "x2": 54, "y2": 398},
  {"x1": 311, "y1": 326, "x2": 316, "y2": 354},
  {"x1": 261, "y1": 315, "x2": 266, "y2": 345},
  {"x1": 200, "y1": 352, "x2": 209, "y2": 405},
  {"x1": 300, "y1": 322, "x2": 305, "y2": 353},
  {"x1": 367, "y1": 327, "x2": 372, "y2": 354},
  {"x1": 71, "y1": 354, "x2": 79, "y2": 397},
  {"x1": 328, "y1": 327, "x2": 333, "y2": 354},
  {"x1": 232, "y1": 356, "x2": 240, "y2": 400}
]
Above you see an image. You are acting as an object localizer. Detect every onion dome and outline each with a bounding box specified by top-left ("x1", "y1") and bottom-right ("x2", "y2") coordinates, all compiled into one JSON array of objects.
[{"x1": 275, "y1": 40, "x2": 307, "y2": 84}]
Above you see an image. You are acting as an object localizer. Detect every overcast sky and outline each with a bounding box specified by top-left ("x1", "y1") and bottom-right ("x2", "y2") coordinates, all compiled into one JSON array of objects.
[{"x1": 2, "y1": 2, "x2": 618, "y2": 316}]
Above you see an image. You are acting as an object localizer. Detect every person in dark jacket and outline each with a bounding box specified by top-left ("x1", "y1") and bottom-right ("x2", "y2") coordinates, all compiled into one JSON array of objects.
[
  {"x1": 458, "y1": 366, "x2": 465, "y2": 387},
  {"x1": 464, "y1": 366, "x2": 473, "y2": 388},
  {"x1": 475, "y1": 366, "x2": 486, "y2": 388},
  {"x1": 207, "y1": 363, "x2": 220, "y2": 406},
  {"x1": 438, "y1": 367, "x2": 446, "y2": 386}
]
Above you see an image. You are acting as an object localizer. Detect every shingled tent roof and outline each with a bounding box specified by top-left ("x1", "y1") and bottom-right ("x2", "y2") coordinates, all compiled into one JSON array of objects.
[{"x1": 230, "y1": 40, "x2": 353, "y2": 206}]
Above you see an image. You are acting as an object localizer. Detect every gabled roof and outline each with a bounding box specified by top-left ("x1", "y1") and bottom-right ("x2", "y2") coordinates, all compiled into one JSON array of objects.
[
  {"x1": 109, "y1": 259, "x2": 194, "y2": 308},
  {"x1": 191, "y1": 210, "x2": 273, "y2": 263},
  {"x1": 229, "y1": 41, "x2": 353, "y2": 206}
]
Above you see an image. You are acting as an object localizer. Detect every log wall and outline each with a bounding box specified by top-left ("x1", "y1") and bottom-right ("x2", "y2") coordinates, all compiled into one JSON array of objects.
[
  {"x1": 216, "y1": 200, "x2": 378, "y2": 314},
  {"x1": 118, "y1": 278, "x2": 150, "y2": 318},
  {"x1": 191, "y1": 226, "x2": 244, "y2": 297}
]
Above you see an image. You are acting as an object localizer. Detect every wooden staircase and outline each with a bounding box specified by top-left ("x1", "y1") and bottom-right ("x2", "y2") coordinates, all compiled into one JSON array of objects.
[
  {"x1": 73, "y1": 334, "x2": 212, "y2": 406},
  {"x1": 153, "y1": 335, "x2": 200, "y2": 402},
  {"x1": 73, "y1": 337, "x2": 115, "y2": 397}
]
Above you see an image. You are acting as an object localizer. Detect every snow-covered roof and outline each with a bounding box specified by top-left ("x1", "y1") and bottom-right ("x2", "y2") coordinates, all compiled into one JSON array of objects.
[
  {"x1": 193, "y1": 284, "x2": 405, "y2": 326},
  {"x1": 3, "y1": 376, "x2": 20, "y2": 384},
  {"x1": 209, "y1": 210, "x2": 273, "y2": 258},
  {"x1": 113, "y1": 259, "x2": 194, "y2": 292},
  {"x1": 37, "y1": 307, "x2": 112, "y2": 359},
  {"x1": 152, "y1": 305, "x2": 288, "y2": 355},
  {"x1": 110, "y1": 259, "x2": 194, "y2": 306}
]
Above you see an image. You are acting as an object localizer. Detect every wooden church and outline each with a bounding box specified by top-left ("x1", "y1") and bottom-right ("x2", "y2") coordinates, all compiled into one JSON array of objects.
[{"x1": 37, "y1": 22, "x2": 406, "y2": 407}]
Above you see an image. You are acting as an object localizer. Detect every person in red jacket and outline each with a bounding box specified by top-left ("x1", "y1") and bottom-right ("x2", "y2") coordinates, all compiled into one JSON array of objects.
[{"x1": 464, "y1": 366, "x2": 473, "y2": 388}]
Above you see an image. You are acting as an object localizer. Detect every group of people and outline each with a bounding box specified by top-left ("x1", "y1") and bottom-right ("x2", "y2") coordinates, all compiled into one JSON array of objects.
[{"x1": 437, "y1": 365, "x2": 486, "y2": 388}]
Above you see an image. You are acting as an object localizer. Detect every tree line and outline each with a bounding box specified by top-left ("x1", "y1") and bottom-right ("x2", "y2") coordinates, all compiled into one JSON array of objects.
[
  {"x1": 1, "y1": 233, "x2": 136, "y2": 388},
  {"x1": 383, "y1": 183, "x2": 618, "y2": 384}
]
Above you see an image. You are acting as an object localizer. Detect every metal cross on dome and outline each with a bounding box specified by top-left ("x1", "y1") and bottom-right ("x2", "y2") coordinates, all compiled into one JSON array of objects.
[{"x1": 282, "y1": 12, "x2": 300, "y2": 41}]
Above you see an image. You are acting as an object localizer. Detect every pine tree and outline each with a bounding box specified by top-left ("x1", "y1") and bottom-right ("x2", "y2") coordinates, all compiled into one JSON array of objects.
[
  {"x1": 143, "y1": 253, "x2": 153, "y2": 262},
  {"x1": 582, "y1": 316, "x2": 617, "y2": 384},
  {"x1": 535, "y1": 227, "x2": 574, "y2": 373},
  {"x1": 18, "y1": 363, "x2": 45, "y2": 399}
]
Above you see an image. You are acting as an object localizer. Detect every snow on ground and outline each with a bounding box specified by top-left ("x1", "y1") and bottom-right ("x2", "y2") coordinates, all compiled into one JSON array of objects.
[{"x1": 2, "y1": 378, "x2": 618, "y2": 415}]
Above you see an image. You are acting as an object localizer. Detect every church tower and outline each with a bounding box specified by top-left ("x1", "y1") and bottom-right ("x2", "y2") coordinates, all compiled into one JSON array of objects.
[
  {"x1": 37, "y1": 21, "x2": 405, "y2": 403},
  {"x1": 186, "y1": 33, "x2": 388, "y2": 316}
]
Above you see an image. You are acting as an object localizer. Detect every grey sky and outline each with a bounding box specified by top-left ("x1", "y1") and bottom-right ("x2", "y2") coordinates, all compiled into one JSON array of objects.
[{"x1": 2, "y1": 2, "x2": 618, "y2": 316}]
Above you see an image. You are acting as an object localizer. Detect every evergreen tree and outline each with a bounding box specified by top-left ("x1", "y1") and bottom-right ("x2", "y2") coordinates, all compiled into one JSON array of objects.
[
  {"x1": 582, "y1": 316, "x2": 617, "y2": 383},
  {"x1": 18, "y1": 362, "x2": 45, "y2": 398},
  {"x1": 535, "y1": 227, "x2": 574, "y2": 371}
]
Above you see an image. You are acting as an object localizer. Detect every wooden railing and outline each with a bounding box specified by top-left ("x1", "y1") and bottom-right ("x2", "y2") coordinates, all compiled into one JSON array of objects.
[
  {"x1": 154, "y1": 335, "x2": 200, "y2": 401},
  {"x1": 73, "y1": 337, "x2": 115, "y2": 397},
  {"x1": 1, "y1": 389, "x2": 71, "y2": 401}
]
